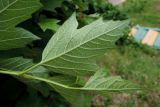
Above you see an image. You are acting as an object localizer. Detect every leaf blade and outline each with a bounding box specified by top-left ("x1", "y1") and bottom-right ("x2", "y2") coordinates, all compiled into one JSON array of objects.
[
  {"x1": 41, "y1": 13, "x2": 129, "y2": 76},
  {"x1": 24, "y1": 70, "x2": 140, "y2": 106},
  {"x1": 0, "y1": 0, "x2": 41, "y2": 30},
  {"x1": 0, "y1": 0, "x2": 41, "y2": 50},
  {"x1": 0, "y1": 28, "x2": 40, "y2": 50}
]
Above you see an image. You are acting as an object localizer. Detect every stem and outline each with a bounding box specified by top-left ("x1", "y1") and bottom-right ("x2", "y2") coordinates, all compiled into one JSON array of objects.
[
  {"x1": 0, "y1": 70, "x2": 141, "y2": 91},
  {"x1": 23, "y1": 74, "x2": 70, "y2": 88},
  {"x1": 0, "y1": 70, "x2": 19, "y2": 76},
  {"x1": 19, "y1": 63, "x2": 41, "y2": 75},
  {"x1": 23, "y1": 74, "x2": 142, "y2": 91}
]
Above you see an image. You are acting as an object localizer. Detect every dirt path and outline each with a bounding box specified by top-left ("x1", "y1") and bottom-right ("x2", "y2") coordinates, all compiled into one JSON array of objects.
[{"x1": 108, "y1": 0, "x2": 125, "y2": 5}]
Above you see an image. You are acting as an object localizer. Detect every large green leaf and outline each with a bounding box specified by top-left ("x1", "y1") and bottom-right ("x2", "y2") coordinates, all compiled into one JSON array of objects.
[
  {"x1": 0, "y1": 0, "x2": 41, "y2": 30},
  {"x1": 0, "y1": 0, "x2": 41, "y2": 50},
  {"x1": 41, "y1": 13, "x2": 129, "y2": 76},
  {"x1": 0, "y1": 28, "x2": 40, "y2": 50}
]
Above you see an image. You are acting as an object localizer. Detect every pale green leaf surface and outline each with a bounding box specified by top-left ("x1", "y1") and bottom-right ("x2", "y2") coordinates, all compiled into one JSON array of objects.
[
  {"x1": 0, "y1": 57, "x2": 48, "y2": 76},
  {"x1": 41, "y1": 13, "x2": 129, "y2": 76},
  {"x1": 0, "y1": 28, "x2": 40, "y2": 50},
  {"x1": 84, "y1": 69, "x2": 139, "y2": 91}
]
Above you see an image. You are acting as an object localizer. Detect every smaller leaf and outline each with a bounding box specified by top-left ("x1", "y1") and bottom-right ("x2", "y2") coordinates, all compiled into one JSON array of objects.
[
  {"x1": 48, "y1": 75, "x2": 92, "y2": 107},
  {"x1": 0, "y1": 57, "x2": 51, "y2": 97},
  {"x1": 0, "y1": 57, "x2": 34, "y2": 72},
  {"x1": 84, "y1": 69, "x2": 140, "y2": 91},
  {"x1": 38, "y1": 18, "x2": 60, "y2": 32},
  {"x1": 0, "y1": 28, "x2": 40, "y2": 50}
]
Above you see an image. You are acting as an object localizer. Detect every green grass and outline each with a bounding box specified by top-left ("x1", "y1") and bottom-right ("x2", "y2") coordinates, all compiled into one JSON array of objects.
[
  {"x1": 101, "y1": 43, "x2": 160, "y2": 107},
  {"x1": 121, "y1": 0, "x2": 160, "y2": 27},
  {"x1": 99, "y1": 1, "x2": 160, "y2": 106},
  {"x1": 103, "y1": 44, "x2": 160, "y2": 90}
]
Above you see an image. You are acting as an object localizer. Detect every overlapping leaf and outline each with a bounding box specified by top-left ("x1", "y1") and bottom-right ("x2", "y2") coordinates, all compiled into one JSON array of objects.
[
  {"x1": 0, "y1": 58, "x2": 140, "y2": 106},
  {"x1": 0, "y1": 28, "x2": 40, "y2": 50},
  {"x1": 0, "y1": 57, "x2": 34, "y2": 74},
  {"x1": 36, "y1": 69, "x2": 140, "y2": 107},
  {"x1": 0, "y1": 57, "x2": 51, "y2": 96},
  {"x1": 0, "y1": 0, "x2": 41, "y2": 50},
  {"x1": 0, "y1": 0, "x2": 41, "y2": 30},
  {"x1": 41, "y1": 13, "x2": 129, "y2": 76},
  {"x1": 0, "y1": 57, "x2": 48, "y2": 75}
]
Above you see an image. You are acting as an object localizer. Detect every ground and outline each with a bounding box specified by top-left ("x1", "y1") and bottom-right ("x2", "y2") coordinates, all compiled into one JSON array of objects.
[
  {"x1": 127, "y1": 0, "x2": 160, "y2": 27},
  {"x1": 97, "y1": 0, "x2": 160, "y2": 107}
]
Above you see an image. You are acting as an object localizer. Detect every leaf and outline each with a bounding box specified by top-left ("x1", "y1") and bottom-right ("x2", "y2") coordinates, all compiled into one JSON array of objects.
[
  {"x1": 0, "y1": 57, "x2": 33, "y2": 72},
  {"x1": 0, "y1": 57, "x2": 51, "y2": 97},
  {"x1": 0, "y1": 28, "x2": 40, "y2": 50},
  {"x1": 41, "y1": 0, "x2": 65, "y2": 12},
  {"x1": 41, "y1": 13, "x2": 129, "y2": 76},
  {"x1": 27, "y1": 69, "x2": 140, "y2": 106},
  {"x1": 0, "y1": 57, "x2": 48, "y2": 75},
  {"x1": 0, "y1": 0, "x2": 41, "y2": 30},
  {"x1": 52, "y1": 86, "x2": 91, "y2": 107},
  {"x1": 84, "y1": 69, "x2": 139, "y2": 91},
  {"x1": 43, "y1": 75, "x2": 92, "y2": 107},
  {"x1": 0, "y1": 57, "x2": 90, "y2": 107},
  {"x1": 0, "y1": 0, "x2": 41, "y2": 50},
  {"x1": 0, "y1": 57, "x2": 139, "y2": 106},
  {"x1": 38, "y1": 18, "x2": 60, "y2": 32}
]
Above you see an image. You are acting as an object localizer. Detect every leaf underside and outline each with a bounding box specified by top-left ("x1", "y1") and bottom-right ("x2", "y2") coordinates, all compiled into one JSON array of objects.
[
  {"x1": 0, "y1": 56, "x2": 140, "y2": 106},
  {"x1": 41, "y1": 13, "x2": 129, "y2": 76}
]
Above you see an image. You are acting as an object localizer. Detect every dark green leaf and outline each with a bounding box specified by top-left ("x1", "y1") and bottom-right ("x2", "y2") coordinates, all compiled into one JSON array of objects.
[
  {"x1": 0, "y1": 28, "x2": 40, "y2": 50},
  {"x1": 41, "y1": 0, "x2": 65, "y2": 12}
]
